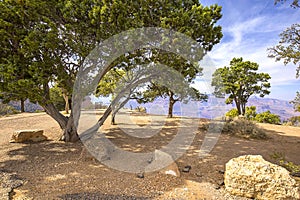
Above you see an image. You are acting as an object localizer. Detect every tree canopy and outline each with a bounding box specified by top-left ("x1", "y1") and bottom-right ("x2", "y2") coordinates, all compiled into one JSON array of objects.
[
  {"x1": 268, "y1": 24, "x2": 300, "y2": 78},
  {"x1": 0, "y1": 0, "x2": 223, "y2": 141},
  {"x1": 212, "y1": 57, "x2": 271, "y2": 116}
]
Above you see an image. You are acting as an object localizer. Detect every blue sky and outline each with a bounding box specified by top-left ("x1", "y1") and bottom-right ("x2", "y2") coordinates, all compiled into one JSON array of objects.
[{"x1": 198, "y1": 0, "x2": 300, "y2": 101}]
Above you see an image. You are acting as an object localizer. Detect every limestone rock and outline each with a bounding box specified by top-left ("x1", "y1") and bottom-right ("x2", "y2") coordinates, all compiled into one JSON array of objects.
[
  {"x1": 10, "y1": 130, "x2": 47, "y2": 143},
  {"x1": 146, "y1": 150, "x2": 180, "y2": 177},
  {"x1": 224, "y1": 155, "x2": 299, "y2": 200}
]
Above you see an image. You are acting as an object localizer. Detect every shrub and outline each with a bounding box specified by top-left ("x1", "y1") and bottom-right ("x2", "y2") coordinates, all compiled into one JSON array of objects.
[
  {"x1": 203, "y1": 118, "x2": 267, "y2": 139},
  {"x1": 0, "y1": 102, "x2": 18, "y2": 115},
  {"x1": 286, "y1": 116, "x2": 300, "y2": 127},
  {"x1": 225, "y1": 108, "x2": 239, "y2": 118},
  {"x1": 245, "y1": 106, "x2": 257, "y2": 120},
  {"x1": 255, "y1": 110, "x2": 281, "y2": 124},
  {"x1": 270, "y1": 152, "x2": 300, "y2": 174},
  {"x1": 225, "y1": 106, "x2": 257, "y2": 120}
]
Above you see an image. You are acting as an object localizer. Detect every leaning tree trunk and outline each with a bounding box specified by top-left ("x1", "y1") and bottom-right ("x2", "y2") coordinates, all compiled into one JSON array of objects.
[
  {"x1": 111, "y1": 112, "x2": 116, "y2": 125},
  {"x1": 20, "y1": 98, "x2": 25, "y2": 113},
  {"x1": 168, "y1": 93, "x2": 176, "y2": 118},
  {"x1": 43, "y1": 103, "x2": 79, "y2": 142}
]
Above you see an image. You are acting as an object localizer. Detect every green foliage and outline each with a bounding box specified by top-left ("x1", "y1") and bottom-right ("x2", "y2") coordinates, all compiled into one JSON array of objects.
[
  {"x1": 245, "y1": 106, "x2": 257, "y2": 120},
  {"x1": 226, "y1": 106, "x2": 257, "y2": 120},
  {"x1": 96, "y1": 69, "x2": 126, "y2": 97},
  {"x1": 50, "y1": 86, "x2": 65, "y2": 112},
  {"x1": 212, "y1": 57, "x2": 271, "y2": 116},
  {"x1": 290, "y1": 91, "x2": 300, "y2": 112},
  {"x1": 255, "y1": 110, "x2": 281, "y2": 124},
  {"x1": 274, "y1": 0, "x2": 299, "y2": 8},
  {"x1": 225, "y1": 108, "x2": 239, "y2": 118},
  {"x1": 0, "y1": 102, "x2": 18, "y2": 115},
  {"x1": 285, "y1": 116, "x2": 300, "y2": 126},
  {"x1": 268, "y1": 24, "x2": 300, "y2": 78},
  {"x1": 270, "y1": 152, "x2": 300, "y2": 174},
  {"x1": 0, "y1": 0, "x2": 224, "y2": 140}
]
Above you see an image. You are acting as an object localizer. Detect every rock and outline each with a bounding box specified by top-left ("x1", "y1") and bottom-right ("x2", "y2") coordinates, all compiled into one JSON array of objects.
[
  {"x1": 224, "y1": 155, "x2": 300, "y2": 200},
  {"x1": 136, "y1": 172, "x2": 144, "y2": 179},
  {"x1": 182, "y1": 165, "x2": 191, "y2": 173},
  {"x1": 145, "y1": 150, "x2": 180, "y2": 177},
  {"x1": 10, "y1": 129, "x2": 47, "y2": 143}
]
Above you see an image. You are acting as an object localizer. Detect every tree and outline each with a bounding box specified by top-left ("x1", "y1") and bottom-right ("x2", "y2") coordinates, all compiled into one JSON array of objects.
[
  {"x1": 268, "y1": 24, "x2": 300, "y2": 78},
  {"x1": 290, "y1": 91, "x2": 300, "y2": 112},
  {"x1": 274, "y1": 0, "x2": 299, "y2": 8},
  {"x1": 1, "y1": 0, "x2": 223, "y2": 142},
  {"x1": 212, "y1": 57, "x2": 271, "y2": 116}
]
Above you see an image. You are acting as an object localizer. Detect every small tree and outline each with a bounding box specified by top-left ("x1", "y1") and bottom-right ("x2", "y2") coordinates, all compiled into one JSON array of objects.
[
  {"x1": 290, "y1": 91, "x2": 300, "y2": 112},
  {"x1": 268, "y1": 24, "x2": 300, "y2": 78},
  {"x1": 212, "y1": 57, "x2": 271, "y2": 116},
  {"x1": 255, "y1": 111, "x2": 281, "y2": 124}
]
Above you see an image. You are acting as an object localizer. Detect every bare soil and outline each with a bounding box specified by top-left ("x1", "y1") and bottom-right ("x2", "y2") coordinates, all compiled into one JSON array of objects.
[{"x1": 0, "y1": 111, "x2": 299, "y2": 200}]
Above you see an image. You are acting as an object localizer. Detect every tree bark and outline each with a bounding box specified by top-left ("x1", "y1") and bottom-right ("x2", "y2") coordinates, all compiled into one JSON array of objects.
[
  {"x1": 20, "y1": 98, "x2": 25, "y2": 113},
  {"x1": 111, "y1": 112, "x2": 116, "y2": 125},
  {"x1": 61, "y1": 113, "x2": 80, "y2": 142},
  {"x1": 168, "y1": 92, "x2": 175, "y2": 118},
  {"x1": 62, "y1": 92, "x2": 70, "y2": 114}
]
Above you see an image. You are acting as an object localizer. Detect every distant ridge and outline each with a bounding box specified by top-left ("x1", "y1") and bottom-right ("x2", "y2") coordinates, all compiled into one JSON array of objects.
[{"x1": 125, "y1": 96, "x2": 299, "y2": 121}]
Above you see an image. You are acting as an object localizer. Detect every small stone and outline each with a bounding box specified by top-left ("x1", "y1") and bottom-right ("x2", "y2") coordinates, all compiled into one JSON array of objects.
[
  {"x1": 136, "y1": 172, "x2": 144, "y2": 178},
  {"x1": 182, "y1": 165, "x2": 191, "y2": 173},
  {"x1": 195, "y1": 172, "x2": 202, "y2": 177},
  {"x1": 218, "y1": 170, "x2": 225, "y2": 174}
]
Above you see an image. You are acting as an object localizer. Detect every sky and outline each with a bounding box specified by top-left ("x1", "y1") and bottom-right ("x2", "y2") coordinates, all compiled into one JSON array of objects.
[{"x1": 198, "y1": 0, "x2": 300, "y2": 101}]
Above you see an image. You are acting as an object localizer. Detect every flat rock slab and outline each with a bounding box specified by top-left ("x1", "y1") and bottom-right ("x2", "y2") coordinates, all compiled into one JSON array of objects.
[{"x1": 10, "y1": 129, "x2": 47, "y2": 143}]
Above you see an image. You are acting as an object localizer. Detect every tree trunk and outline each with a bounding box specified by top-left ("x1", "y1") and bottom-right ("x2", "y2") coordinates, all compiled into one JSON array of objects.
[
  {"x1": 40, "y1": 83, "x2": 79, "y2": 142},
  {"x1": 110, "y1": 96, "x2": 131, "y2": 125},
  {"x1": 111, "y1": 112, "x2": 116, "y2": 125},
  {"x1": 241, "y1": 103, "x2": 246, "y2": 116},
  {"x1": 44, "y1": 103, "x2": 68, "y2": 129},
  {"x1": 234, "y1": 97, "x2": 242, "y2": 115},
  {"x1": 62, "y1": 93, "x2": 69, "y2": 114},
  {"x1": 61, "y1": 113, "x2": 80, "y2": 142},
  {"x1": 43, "y1": 102, "x2": 79, "y2": 142},
  {"x1": 168, "y1": 92, "x2": 175, "y2": 118},
  {"x1": 20, "y1": 98, "x2": 25, "y2": 113}
]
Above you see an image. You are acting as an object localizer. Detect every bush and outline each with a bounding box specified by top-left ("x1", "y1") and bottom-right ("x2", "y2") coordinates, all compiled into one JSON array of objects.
[
  {"x1": 225, "y1": 108, "x2": 239, "y2": 118},
  {"x1": 0, "y1": 102, "x2": 18, "y2": 115},
  {"x1": 245, "y1": 106, "x2": 257, "y2": 120},
  {"x1": 225, "y1": 106, "x2": 257, "y2": 120},
  {"x1": 255, "y1": 110, "x2": 281, "y2": 124},
  {"x1": 203, "y1": 118, "x2": 267, "y2": 139},
  {"x1": 270, "y1": 152, "x2": 300, "y2": 174},
  {"x1": 286, "y1": 116, "x2": 300, "y2": 127}
]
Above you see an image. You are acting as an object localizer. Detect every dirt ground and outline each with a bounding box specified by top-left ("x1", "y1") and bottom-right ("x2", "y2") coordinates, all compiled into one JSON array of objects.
[{"x1": 0, "y1": 111, "x2": 299, "y2": 200}]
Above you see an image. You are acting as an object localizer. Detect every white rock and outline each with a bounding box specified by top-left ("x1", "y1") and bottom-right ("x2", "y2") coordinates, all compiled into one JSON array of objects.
[
  {"x1": 10, "y1": 129, "x2": 47, "y2": 143},
  {"x1": 224, "y1": 155, "x2": 299, "y2": 200}
]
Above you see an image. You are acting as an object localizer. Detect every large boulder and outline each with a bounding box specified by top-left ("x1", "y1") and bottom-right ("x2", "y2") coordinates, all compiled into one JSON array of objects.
[
  {"x1": 146, "y1": 150, "x2": 180, "y2": 177},
  {"x1": 10, "y1": 129, "x2": 47, "y2": 143},
  {"x1": 224, "y1": 155, "x2": 299, "y2": 200}
]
